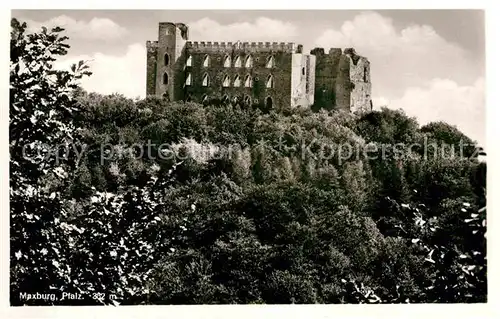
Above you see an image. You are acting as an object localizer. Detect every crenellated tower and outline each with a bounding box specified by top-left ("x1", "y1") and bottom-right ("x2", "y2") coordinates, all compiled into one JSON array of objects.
[
  {"x1": 310, "y1": 47, "x2": 372, "y2": 114},
  {"x1": 150, "y1": 22, "x2": 189, "y2": 99}
]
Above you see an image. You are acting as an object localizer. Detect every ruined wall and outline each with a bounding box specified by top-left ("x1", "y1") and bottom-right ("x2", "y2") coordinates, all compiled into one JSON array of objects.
[
  {"x1": 307, "y1": 54, "x2": 316, "y2": 106},
  {"x1": 347, "y1": 53, "x2": 372, "y2": 114},
  {"x1": 146, "y1": 41, "x2": 158, "y2": 96},
  {"x1": 290, "y1": 53, "x2": 315, "y2": 108},
  {"x1": 310, "y1": 48, "x2": 342, "y2": 111},
  {"x1": 182, "y1": 41, "x2": 296, "y2": 111},
  {"x1": 335, "y1": 52, "x2": 352, "y2": 112},
  {"x1": 310, "y1": 47, "x2": 372, "y2": 113}
]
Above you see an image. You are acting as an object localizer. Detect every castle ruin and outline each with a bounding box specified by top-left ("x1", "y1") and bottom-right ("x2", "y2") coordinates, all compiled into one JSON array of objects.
[{"x1": 146, "y1": 22, "x2": 372, "y2": 113}]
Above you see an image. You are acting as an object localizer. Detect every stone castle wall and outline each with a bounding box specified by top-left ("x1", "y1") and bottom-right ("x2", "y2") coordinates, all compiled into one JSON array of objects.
[
  {"x1": 310, "y1": 47, "x2": 372, "y2": 113},
  {"x1": 146, "y1": 22, "x2": 372, "y2": 114},
  {"x1": 186, "y1": 41, "x2": 298, "y2": 53},
  {"x1": 182, "y1": 46, "x2": 294, "y2": 111},
  {"x1": 146, "y1": 40, "x2": 158, "y2": 96}
]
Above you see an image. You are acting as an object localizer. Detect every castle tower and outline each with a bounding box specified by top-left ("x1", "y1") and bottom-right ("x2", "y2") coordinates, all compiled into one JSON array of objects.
[
  {"x1": 154, "y1": 22, "x2": 189, "y2": 99},
  {"x1": 310, "y1": 47, "x2": 372, "y2": 113},
  {"x1": 310, "y1": 48, "x2": 342, "y2": 111}
]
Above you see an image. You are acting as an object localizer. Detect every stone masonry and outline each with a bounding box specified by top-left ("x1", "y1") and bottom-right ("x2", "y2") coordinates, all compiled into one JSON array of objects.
[{"x1": 146, "y1": 22, "x2": 372, "y2": 114}]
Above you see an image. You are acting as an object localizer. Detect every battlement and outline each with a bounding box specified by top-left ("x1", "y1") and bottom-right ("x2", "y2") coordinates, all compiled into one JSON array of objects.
[
  {"x1": 146, "y1": 40, "x2": 158, "y2": 48},
  {"x1": 146, "y1": 40, "x2": 158, "y2": 54},
  {"x1": 310, "y1": 47, "x2": 352, "y2": 56},
  {"x1": 159, "y1": 22, "x2": 187, "y2": 26},
  {"x1": 310, "y1": 47, "x2": 368, "y2": 66},
  {"x1": 185, "y1": 41, "x2": 298, "y2": 53}
]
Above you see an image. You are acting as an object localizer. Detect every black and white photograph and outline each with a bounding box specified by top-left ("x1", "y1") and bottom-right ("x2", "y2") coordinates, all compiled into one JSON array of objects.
[{"x1": 6, "y1": 4, "x2": 493, "y2": 315}]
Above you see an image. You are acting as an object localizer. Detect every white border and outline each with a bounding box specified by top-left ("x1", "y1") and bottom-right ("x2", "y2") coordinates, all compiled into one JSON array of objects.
[
  {"x1": 4, "y1": 1, "x2": 493, "y2": 9},
  {"x1": 1, "y1": 2, "x2": 498, "y2": 318}
]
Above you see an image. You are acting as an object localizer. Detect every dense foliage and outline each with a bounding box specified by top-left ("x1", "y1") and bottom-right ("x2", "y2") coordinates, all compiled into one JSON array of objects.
[{"x1": 10, "y1": 19, "x2": 487, "y2": 305}]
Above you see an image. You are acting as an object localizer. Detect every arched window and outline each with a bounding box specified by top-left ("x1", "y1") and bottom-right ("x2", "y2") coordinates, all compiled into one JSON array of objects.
[
  {"x1": 266, "y1": 96, "x2": 273, "y2": 109},
  {"x1": 202, "y1": 94, "x2": 209, "y2": 105},
  {"x1": 163, "y1": 72, "x2": 169, "y2": 85},
  {"x1": 244, "y1": 95, "x2": 252, "y2": 106},
  {"x1": 266, "y1": 74, "x2": 274, "y2": 88},
  {"x1": 202, "y1": 73, "x2": 210, "y2": 87},
  {"x1": 234, "y1": 56, "x2": 242, "y2": 68},
  {"x1": 224, "y1": 55, "x2": 231, "y2": 68},
  {"x1": 244, "y1": 74, "x2": 252, "y2": 87},
  {"x1": 203, "y1": 55, "x2": 210, "y2": 67},
  {"x1": 186, "y1": 55, "x2": 192, "y2": 67},
  {"x1": 363, "y1": 67, "x2": 368, "y2": 82},
  {"x1": 185, "y1": 73, "x2": 192, "y2": 86},
  {"x1": 245, "y1": 55, "x2": 253, "y2": 68},
  {"x1": 222, "y1": 74, "x2": 230, "y2": 87},
  {"x1": 302, "y1": 67, "x2": 305, "y2": 76},
  {"x1": 164, "y1": 53, "x2": 170, "y2": 66},
  {"x1": 231, "y1": 96, "x2": 239, "y2": 105},
  {"x1": 234, "y1": 75, "x2": 241, "y2": 87},
  {"x1": 266, "y1": 56, "x2": 275, "y2": 68}
]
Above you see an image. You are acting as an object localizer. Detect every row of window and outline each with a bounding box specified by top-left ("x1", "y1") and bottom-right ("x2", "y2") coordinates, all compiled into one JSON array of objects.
[
  {"x1": 195, "y1": 94, "x2": 273, "y2": 108},
  {"x1": 181, "y1": 73, "x2": 274, "y2": 88},
  {"x1": 163, "y1": 53, "x2": 368, "y2": 82},
  {"x1": 163, "y1": 53, "x2": 276, "y2": 69}
]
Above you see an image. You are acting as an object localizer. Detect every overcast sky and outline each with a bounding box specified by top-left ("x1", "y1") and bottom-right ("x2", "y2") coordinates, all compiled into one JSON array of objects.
[{"x1": 12, "y1": 10, "x2": 485, "y2": 145}]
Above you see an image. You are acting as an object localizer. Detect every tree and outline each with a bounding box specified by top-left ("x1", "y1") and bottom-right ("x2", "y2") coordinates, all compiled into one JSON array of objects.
[
  {"x1": 10, "y1": 18, "x2": 91, "y2": 304},
  {"x1": 421, "y1": 121, "x2": 477, "y2": 158}
]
